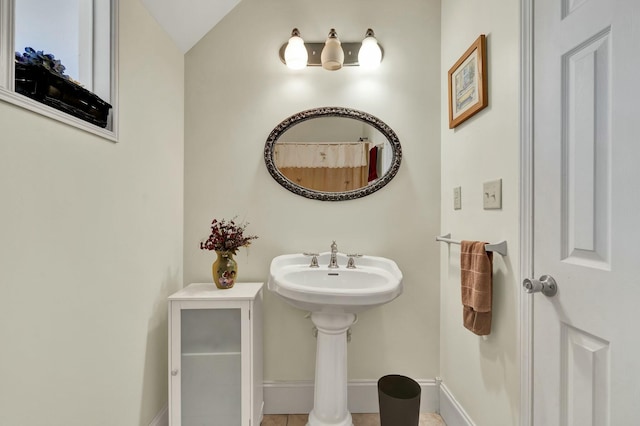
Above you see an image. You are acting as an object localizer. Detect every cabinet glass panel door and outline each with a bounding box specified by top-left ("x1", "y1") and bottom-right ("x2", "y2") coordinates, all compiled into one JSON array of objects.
[{"x1": 181, "y1": 308, "x2": 241, "y2": 426}]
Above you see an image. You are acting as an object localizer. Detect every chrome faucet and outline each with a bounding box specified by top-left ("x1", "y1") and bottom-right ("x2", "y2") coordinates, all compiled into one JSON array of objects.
[{"x1": 329, "y1": 241, "x2": 339, "y2": 268}]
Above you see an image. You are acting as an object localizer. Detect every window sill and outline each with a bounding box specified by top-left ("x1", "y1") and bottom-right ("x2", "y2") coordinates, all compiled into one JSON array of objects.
[{"x1": 0, "y1": 86, "x2": 118, "y2": 142}]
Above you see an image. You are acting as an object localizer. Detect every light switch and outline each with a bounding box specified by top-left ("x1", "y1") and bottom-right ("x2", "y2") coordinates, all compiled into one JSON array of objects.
[
  {"x1": 483, "y1": 179, "x2": 502, "y2": 209},
  {"x1": 453, "y1": 187, "x2": 461, "y2": 210}
]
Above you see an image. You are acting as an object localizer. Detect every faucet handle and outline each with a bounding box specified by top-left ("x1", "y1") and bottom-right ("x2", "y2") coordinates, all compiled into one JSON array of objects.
[
  {"x1": 346, "y1": 254, "x2": 363, "y2": 269},
  {"x1": 303, "y1": 252, "x2": 320, "y2": 268}
]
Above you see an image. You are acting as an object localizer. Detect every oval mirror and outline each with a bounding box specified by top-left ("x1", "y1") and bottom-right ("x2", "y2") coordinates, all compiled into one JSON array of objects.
[{"x1": 264, "y1": 107, "x2": 402, "y2": 201}]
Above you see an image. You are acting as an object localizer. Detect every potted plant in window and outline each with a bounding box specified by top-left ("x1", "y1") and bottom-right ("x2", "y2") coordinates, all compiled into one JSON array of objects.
[{"x1": 14, "y1": 47, "x2": 112, "y2": 128}]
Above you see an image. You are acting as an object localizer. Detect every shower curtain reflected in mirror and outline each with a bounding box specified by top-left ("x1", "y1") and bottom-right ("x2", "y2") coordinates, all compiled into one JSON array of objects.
[
  {"x1": 278, "y1": 166, "x2": 367, "y2": 192},
  {"x1": 274, "y1": 142, "x2": 370, "y2": 192}
]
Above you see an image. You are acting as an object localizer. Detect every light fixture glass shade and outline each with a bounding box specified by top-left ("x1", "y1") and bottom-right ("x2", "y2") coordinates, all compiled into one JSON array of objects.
[
  {"x1": 320, "y1": 29, "x2": 344, "y2": 71},
  {"x1": 358, "y1": 29, "x2": 382, "y2": 69},
  {"x1": 284, "y1": 28, "x2": 308, "y2": 70}
]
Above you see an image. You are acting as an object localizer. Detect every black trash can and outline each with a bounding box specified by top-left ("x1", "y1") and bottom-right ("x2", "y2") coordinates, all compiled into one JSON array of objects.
[{"x1": 377, "y1": 374, "x2": 421, "y2": 426}]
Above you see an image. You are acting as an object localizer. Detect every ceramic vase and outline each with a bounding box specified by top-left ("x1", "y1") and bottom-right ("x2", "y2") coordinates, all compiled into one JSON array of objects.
[{"x1": 212, "y1": 251, "x2": 237, "y2": 289}]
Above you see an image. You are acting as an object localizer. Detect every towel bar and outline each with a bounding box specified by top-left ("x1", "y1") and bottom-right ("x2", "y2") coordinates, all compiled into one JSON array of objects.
[{"x1": 436, "y1": 233, "x2": 507, "y2": 256}]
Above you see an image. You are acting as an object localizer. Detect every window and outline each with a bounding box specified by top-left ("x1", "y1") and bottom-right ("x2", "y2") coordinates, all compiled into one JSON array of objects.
[{"x1": 0, "y1": 0, "x2": 118, "y2": 140}]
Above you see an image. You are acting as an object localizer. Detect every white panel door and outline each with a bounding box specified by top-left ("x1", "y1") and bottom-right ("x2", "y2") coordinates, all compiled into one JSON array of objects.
[{"x1": 532, "y1": 0, "x2": 640, "y2": 424}]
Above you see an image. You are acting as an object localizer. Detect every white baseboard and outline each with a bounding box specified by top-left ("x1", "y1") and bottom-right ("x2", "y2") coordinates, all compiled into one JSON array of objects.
[
  {"x1": 439, "y1": 383, "x2": 475, "y2": 426},
  {"x1": 152, "y1": 379, "x2": 469, "y2": 425},
  {"x1": 149, "y1": 404, "x2": 168, "y2": 426},
  {"x1": 263, "y1": 379, "x2": 439, "y2": 415}
]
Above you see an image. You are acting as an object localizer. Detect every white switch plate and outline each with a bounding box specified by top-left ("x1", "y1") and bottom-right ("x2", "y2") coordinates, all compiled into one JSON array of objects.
[
  {"x1": 483, "y1": 179, "x2": 502, "y2": 209},
  {"x1": 453, "y1": 187, "x2": 461, "y2": 210}
]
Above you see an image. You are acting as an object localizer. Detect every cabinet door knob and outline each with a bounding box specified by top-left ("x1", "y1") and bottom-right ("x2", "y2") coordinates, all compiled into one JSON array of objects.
[{"x1": 171, "y1": 369, "x2": 179, "y2": 376}]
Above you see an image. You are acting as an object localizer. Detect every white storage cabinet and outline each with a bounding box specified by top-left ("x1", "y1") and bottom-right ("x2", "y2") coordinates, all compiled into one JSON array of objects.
[{"x1": 168, "y1": 282, "x2": 263, "y2": 426}]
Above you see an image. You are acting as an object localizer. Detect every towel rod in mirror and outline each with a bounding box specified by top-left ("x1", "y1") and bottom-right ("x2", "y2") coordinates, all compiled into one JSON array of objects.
[{"x1": 436, "y1": 233, "x2": 507, "y2": 256}]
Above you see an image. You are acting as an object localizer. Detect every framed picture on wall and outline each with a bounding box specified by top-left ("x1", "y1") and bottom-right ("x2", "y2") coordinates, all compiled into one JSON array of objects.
[{"x1": 447, "y1": 35, "x2": 488, "y2": 129}]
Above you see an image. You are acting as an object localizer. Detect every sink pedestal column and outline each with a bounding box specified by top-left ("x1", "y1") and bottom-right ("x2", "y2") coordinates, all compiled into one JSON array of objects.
[{"x1": 306, "y1": 312, "x2": 356, "y2": 426}]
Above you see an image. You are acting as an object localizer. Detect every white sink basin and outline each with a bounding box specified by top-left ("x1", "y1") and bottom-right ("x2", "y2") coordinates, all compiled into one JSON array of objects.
[
  {"x1": 268, "y1": 252, "x2": 403, "y2": 314},
  {"x1": 269, "y1": 251, "x2": 403, "y2": 425}
]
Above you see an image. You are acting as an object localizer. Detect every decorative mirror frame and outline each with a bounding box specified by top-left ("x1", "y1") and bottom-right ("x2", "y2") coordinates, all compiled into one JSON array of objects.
[{"x1": 264, "y1": 106, "x2": 402, "y2": 201}]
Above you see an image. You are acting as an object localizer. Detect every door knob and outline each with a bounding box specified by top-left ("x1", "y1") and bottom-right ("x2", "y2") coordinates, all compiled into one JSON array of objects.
[
  {"x1": 171, "y1": 369, "x2": 179, "y2": 376},
  {"x1": 522, "y1": 274, "x2": 558, "y2": 297}
]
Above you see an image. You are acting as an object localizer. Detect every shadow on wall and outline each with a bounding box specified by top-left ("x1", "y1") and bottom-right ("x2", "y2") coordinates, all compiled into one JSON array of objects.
[
  {"x1": 478, "y1": 254, "x2": 519, "y2": 423},
  {"x1": 138, "y1": 268, "x2": 182, "y2": 426}
]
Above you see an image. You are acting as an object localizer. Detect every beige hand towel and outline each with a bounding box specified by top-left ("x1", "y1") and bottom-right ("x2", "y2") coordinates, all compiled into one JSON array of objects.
[{"x1": 461, "y1": 241, "x2": 493, "y2": 335}]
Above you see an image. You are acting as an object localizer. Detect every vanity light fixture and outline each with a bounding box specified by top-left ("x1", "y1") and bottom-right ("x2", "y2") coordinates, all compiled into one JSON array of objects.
[
  {"x1": 358, "y1": 29, "x2": 383, "y2": 69},
  {"x1": 283, "y1": 28, "x2": 308, "y2": 70},
  {"x1": 280, "y1": 28, "x2": 383, "y2": 70},
  {"x1": 320, "y1": 29, "x2": 344, "y2": 70}
]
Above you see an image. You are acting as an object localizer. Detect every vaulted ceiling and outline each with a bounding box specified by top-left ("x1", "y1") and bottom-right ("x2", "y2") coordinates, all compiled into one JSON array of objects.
[{"x1": 140, "y1": 0, "x2": 241, "y2": 52}]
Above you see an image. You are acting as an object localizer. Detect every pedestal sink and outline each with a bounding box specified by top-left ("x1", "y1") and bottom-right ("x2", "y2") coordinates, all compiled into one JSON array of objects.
[{"x1": 268, "y1": 252, "x2": 403, "y2": 426}]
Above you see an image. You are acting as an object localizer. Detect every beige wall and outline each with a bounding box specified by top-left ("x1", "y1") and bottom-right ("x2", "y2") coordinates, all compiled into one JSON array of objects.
[
  {"x1": 440, "y1": 0, "x2": 520, "y2": 425},
  {"x1": 0, "y1": 1, "x2": 184, "y2": 425},
  {"x1": 0, "y1": 0, "x2": 524, "y2": 423},
  {"x1": 184, "y1": 0, "x2": 442, "y2": 382}
]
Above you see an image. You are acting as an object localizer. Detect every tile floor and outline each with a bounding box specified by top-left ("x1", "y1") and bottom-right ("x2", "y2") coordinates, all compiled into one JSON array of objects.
[{"x1": 261, "y1": 412, "x2": 445, "y2": 426}]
